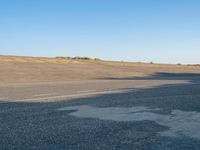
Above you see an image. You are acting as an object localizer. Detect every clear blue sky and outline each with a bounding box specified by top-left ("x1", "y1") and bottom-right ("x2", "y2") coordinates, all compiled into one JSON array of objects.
[{"x1": 0, "y1": 0, "x2": 200, "y2": 64}]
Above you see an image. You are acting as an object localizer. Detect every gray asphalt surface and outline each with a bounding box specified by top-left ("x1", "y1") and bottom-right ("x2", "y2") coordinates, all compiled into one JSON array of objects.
[{"x1": 1, "y1": 73, "x2": 200, "y2": 150}]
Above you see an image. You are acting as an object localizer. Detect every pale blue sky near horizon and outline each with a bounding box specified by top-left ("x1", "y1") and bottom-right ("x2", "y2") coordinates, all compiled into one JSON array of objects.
[{"x1": 0, "y1": 0, "x2": 200, "y2": 64}]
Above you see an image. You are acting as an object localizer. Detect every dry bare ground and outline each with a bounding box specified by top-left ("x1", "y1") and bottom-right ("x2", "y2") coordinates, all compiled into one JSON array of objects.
[{"x1": 0, "y1": 55, "x2": 200, "y2": 84}]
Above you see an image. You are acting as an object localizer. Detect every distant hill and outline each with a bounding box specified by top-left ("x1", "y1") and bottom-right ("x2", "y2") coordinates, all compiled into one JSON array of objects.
[{"x1": 0, "y1": 55, "x2": 101, "y2": 64}]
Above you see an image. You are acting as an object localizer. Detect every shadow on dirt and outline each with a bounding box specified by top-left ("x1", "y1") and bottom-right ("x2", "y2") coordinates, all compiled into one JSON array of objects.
[{"x1": 102, "y1": 72, "x2": 200, "y2": 82}]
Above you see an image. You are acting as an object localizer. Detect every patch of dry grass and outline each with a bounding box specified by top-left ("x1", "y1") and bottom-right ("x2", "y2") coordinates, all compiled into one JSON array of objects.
[
  {"x1": 0, "y1": 55, "x2": 103, "y2": 64},
  {"x1": 0, "y1": 55, "x2": 70, "y2": 64}
]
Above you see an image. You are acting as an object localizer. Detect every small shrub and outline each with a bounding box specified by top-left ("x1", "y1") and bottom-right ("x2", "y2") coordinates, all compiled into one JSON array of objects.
[{"x1": 94, "y1": 58, "x2": 101, "y2": 61}]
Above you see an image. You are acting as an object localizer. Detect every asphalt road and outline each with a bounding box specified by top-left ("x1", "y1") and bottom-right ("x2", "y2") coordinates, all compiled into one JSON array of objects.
[{"x1": 1, "y1": 74, "x2": 200, "y2": 150}]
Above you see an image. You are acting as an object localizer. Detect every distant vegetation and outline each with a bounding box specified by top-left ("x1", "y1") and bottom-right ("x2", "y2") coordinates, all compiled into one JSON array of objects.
[
  {"x1": 55, "y1": 56, "x2": 101, "y2": 61},
  {"x1": 0, "y1": 55, "x2": 199, "y2": 66},
  {"x1": 0, "y1": 55, "x2": 101, "y2": 64}
]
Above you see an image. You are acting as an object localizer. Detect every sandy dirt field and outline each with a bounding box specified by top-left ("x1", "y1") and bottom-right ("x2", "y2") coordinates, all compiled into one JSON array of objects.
[{"x1": 0, "y1": 55, "x2": 200, "y2": 84}]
